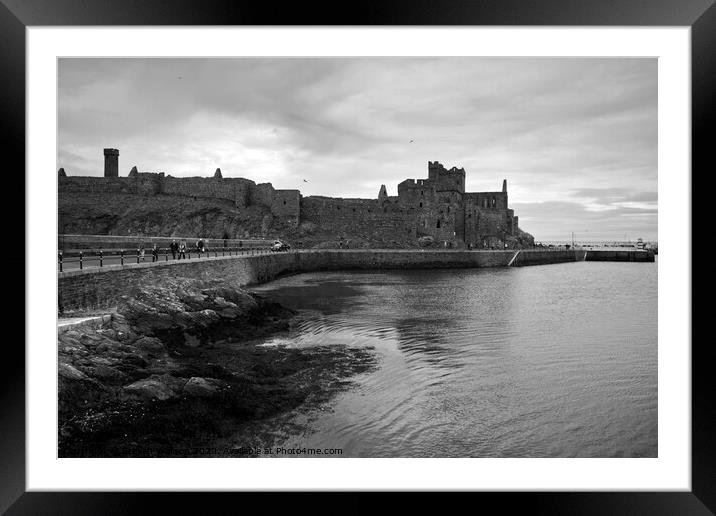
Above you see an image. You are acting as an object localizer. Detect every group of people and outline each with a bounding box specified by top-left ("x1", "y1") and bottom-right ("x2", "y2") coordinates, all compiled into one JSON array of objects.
[
  {"x1": 138, "y1": 244, "x2": 161, "y2": 262},
  {"x1": 169, "y1": 239, "x2": 206, "y2": 259},
  {"x1": 137, "y1": 238, "x2": 208, "y2": 262},
  {"x1": 169, "y1": 240, "x2": 188, "y2": 260}
]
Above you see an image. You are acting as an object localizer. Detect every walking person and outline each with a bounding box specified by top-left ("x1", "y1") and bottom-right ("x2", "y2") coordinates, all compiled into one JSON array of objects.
[
  {"x1": 179, "y1": 241, "x2": 186, "y2": 260},
  {"x1": 139, "y1": 244, "x2": 146, "y2": 262},
  {"x1": 151, "y1": 244, "x2": 159, "y2": 262},
  {"x1": 170, "y1": 239, "x2": 178, "y2": 260}
]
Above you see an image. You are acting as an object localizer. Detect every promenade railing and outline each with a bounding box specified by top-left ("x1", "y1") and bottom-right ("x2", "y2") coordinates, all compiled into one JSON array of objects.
[
  {"x1": 57, "y1": 246, "x2": 276, "y2": 272},
  {"x1": 58, "y1": 245, "x2": 587, "y2": 272}
]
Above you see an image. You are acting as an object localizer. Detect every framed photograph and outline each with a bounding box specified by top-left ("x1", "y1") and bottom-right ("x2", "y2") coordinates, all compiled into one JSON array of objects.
[{"x1": 5, "y1": 0, "x2": 710, "y2": 512}]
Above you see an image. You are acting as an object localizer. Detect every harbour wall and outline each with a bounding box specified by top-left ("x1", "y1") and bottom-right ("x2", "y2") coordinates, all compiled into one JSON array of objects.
[
  {"x1": 58, "y1": 249, "x2": 584, "y2": 312},
  {"x1": 511, "y1": 249, "x2": 586, "y2": 267},
  {"x1": 584, "y1": 250, "x2": 655, "y2": 262}
]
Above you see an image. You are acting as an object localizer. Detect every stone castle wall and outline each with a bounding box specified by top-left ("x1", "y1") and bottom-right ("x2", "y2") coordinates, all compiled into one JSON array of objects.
[
  {"x1": 159, "y1": 176, "x2": 252, "y2": 207},
  {"x1": 58, "y1": 158, "x2": 525, "y2": 247},
  {"x1": 297, "y1": 182, "x2": 518, "y2": 247},
  {"x1": 270, "y1": 189, "x2": 301, "y2": 224},
  {"x1": 300, "y1": 197, "x2": 415, "y2": 241},
  {"x1": 59, "y1": 174, "x2": 299, "y2": 220}
]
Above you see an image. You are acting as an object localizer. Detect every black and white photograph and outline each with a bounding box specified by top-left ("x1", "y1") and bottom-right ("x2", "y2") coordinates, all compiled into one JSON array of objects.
[
  {"x1": 0, "y1": 0, "x2": 706, "y2": 507},
  {"x1": 56, "y1": 56, "x2": 659, "y2": 459}
]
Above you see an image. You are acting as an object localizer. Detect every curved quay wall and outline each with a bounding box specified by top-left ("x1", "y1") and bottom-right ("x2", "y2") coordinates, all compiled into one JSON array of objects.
[{"x1": 57, "y1": 249, "x2": 587, "y2": 313}]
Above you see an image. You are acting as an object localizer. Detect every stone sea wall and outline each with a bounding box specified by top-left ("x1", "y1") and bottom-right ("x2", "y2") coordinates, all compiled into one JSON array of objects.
[
  {"x1": 584, "y1": 250, "x2": 655, "y2": 262},
  {"x1": 58, "y1": 249, "x2": 586, "y2": 313},
  {"x1": 511, "y1": 249, "x2": 587, "y2": 266}
]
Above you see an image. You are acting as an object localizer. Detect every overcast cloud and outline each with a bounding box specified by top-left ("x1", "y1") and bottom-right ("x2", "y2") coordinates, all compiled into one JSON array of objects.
[{"x1": 58, "y1": 58, "x2": 657, "y2": 241}]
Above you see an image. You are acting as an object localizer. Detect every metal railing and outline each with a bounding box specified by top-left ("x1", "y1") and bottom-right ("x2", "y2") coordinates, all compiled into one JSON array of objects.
[
  {"x1": 57, "y1": 245, "x2": 604, "y2": 272},
  {"x1": 57, "y1": 234, "x2": 274, "y2": 250},
  {"x1": 58, "y1": 246, "x2": 277, "y2": 272}
]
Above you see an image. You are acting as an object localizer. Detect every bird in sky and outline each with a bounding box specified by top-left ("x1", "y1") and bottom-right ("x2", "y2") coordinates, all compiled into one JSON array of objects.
[
  {"x1": 409, "y1": 139, "x2": 414, "y2": 143},
  {"x1": 303, "y1": 179, "x2": 309, "y2": 182}
]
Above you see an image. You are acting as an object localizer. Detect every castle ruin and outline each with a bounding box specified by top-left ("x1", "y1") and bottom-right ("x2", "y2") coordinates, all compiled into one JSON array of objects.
[
  {"x1": 103, "y1": 148, "x2": 119, "y2": 178},
  {"x1": 59, "y1": 150, "x2": 527, "y2": 248}
]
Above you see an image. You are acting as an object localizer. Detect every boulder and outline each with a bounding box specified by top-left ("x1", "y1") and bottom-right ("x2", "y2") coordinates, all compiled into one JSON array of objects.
[
  {"x1": 92, "y1": 364, "x2": 129, "y2": 384},
  {"x1": 210, "y1": 297, "x2": 243, "y2": 319},
  {"x1": 122, "y1": 374, "x2": 183, "y2": 401},
  {"x1": 96, "y1": 340, "x2": 123, "y2": 353},
  {"x1": 183, "y1": 377, "x2": 219, "y2": 397},
  {"x1": 176, "y1": 309, "x2": 220, "y2": 330},
  {"x1": 59, "y1": 363, "x2": 88, "y2": 381},
  {"x1": 97, "y1": 328, "x2": 119, "y2": 341},
  {"x1": 178, "y1": 291, "x2": 209, "y2": 311},
  {"x1": 134, "y1": 336, "x2": 167, "y2": 355},
  {"x1": 200, "y1": 287, "x2": 259, "y2": 313},
  {"x1": 58, "y1": 336, "x2": 86, "y2": 355},
  {"x1": 62, "y1": 330, "x2": 82, "y2": 340}
]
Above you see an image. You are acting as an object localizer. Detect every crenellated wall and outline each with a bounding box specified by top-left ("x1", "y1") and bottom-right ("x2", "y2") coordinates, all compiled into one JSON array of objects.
[
  {"x1": 58, "y1": 177, "x2": 136, "y2": 195},
  {"x1": 59, "y1": 173, "x2": 296, "y2": 218},
  {"x1": 295, "y1": 161, "x2": 521, "y2": 247},
  {"x1": 58, "y1": 158, "x2": 526, "y2": 247}
]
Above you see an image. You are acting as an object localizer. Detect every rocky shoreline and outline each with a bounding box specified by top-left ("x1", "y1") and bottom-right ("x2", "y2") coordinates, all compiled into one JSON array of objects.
[{"x1": 58, "y1": 277, "x2": 376, "y2": 457}]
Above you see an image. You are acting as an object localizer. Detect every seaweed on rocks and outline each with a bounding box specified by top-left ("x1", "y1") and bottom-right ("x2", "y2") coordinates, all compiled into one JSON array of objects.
[{"x1": 58, "y1": 277, "x2": 377, "y2": 457}]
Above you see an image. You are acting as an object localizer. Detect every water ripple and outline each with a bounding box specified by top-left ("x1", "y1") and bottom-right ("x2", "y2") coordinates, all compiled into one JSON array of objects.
[{"x1": 250, "y1": 262, "x2": 657, "y2": 457}]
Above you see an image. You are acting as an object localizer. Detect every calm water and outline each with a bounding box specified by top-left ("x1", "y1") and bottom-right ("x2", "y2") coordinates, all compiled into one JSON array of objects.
[{"x1": 250, "y1": 260, "x2": 657, "y2": 457}]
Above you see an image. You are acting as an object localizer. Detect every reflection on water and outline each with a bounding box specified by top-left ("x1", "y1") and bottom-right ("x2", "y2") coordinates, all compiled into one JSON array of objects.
[{"x1": 250, "y1": 260, "x2": 657, "y2": 457}]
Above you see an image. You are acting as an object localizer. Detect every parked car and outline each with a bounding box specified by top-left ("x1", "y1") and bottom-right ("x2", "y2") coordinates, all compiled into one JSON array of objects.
[{"x1": 271, "y1": 240, "x2": 291, "y2": 252}]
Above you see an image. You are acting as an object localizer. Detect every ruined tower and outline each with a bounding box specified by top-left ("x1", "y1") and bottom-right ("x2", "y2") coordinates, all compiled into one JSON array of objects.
[
  {"x1": 214, "y1": 168, "x2": 223, "y2": 179},
  {"x1": 103, "y1": 148, "x2": 119, "y2": 177},
  {"x1": 378, "y1": 184, "x2": 388, "y2": 201},
  {"x1": 128, "y1": 166, "x2": 138, "y2": 177},
  {"x1": 502, "y1": 179, "x2": 507, "y2": 193},
  {"x1": 58, "y1": 168, "x2": 66, "y2": 177}
]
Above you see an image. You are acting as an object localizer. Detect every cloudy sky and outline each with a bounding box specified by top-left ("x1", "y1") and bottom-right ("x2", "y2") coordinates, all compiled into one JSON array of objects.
[{"x1": 58, "y1": 58, "x2": 657, "y2": 241}]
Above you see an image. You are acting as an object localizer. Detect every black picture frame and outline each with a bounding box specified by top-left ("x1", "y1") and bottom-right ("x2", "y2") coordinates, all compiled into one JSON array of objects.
[{"x1": 4, "y1": 0, "x2": 709, "y2": 512}]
